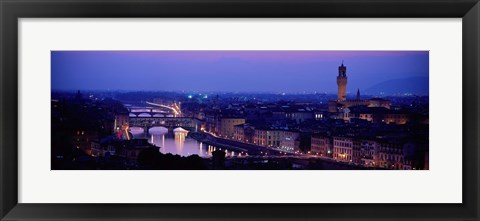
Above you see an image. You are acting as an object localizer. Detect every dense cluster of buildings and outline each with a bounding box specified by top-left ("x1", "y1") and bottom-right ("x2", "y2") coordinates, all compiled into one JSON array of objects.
[
  {"x1": 311, "y1": 135, "x2": 425, "y2": 169},
  {"x1": 192, "y1": 63, "x2": 428, "y2": 169}
]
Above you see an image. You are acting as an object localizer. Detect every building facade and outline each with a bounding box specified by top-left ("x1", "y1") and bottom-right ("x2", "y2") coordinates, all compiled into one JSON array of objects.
[
  {"x1": 377, "y1": 141, "x2": 405, "y2": 169},
  {"x1": 359, "y1": 140, "x2": 378, "y2": 167},
  {"x1": 216, "y1": 117, "x2": 246, "y2": 138},
  {"x1": 252, "y1": 128, "x2": 300, "y2": 151},
  {"x1": 311, "y1": 134, "x2": 333, "y2": 157},
  {"x1": 333, "y1": 137, "x2": 354, "y2": 162}
]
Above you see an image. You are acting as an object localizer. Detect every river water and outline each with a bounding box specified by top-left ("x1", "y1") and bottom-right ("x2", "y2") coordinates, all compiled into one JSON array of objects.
[{"x1": 130, "y1": 126, "x2": 239, "y2": 158}]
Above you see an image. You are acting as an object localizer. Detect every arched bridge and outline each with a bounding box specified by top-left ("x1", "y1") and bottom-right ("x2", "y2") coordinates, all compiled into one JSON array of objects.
[
  {"x1": 128, "y1": 107, "x2": 172, "y2": 118},
  {"x1": 127, "y1": 101, "x2": 182, "y2": 118},
  {"x1": 129, "y1": 116, "x2": 201, "y2": 132}
]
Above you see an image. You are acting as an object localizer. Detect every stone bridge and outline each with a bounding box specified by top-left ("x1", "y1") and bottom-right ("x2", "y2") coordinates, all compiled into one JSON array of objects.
[{"x1": 129, "y1": 116, "x2": 201, "y2": 133}]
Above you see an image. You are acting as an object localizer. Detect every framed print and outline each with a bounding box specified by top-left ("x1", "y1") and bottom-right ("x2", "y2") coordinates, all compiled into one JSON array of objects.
[{"x1": 1, "y1": 0, "x2": 479, "y2": 220}]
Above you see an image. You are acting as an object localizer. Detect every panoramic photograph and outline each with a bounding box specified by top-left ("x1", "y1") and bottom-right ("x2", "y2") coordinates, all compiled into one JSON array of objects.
[{"x1": 51, "y1": 51, "x2": 429, "y2": 170}]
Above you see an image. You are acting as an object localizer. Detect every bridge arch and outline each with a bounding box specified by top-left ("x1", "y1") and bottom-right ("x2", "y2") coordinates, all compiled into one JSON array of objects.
[
  {"x1": 137, "y1": 113, "x2": 152, "y2": 117},
  {"x1": 128, "y1": 126, "x2": 145, "y2": 135},
  {"x1": 148, "y1": 126, "x2": 168, "y2": 134},
  {"x1": 129, "y1": 116, "x2": 200, "y2": 133}
]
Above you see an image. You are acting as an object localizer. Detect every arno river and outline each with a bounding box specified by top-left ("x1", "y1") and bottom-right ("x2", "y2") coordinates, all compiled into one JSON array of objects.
[{"x1": 130, "y1": 127, "x2": 240, "y2": 158}]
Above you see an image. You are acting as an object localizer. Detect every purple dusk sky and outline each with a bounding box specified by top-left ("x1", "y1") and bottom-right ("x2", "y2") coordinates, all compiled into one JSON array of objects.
[{"x1": 51, "y1": 51, "x2": 429, "y2": 94}]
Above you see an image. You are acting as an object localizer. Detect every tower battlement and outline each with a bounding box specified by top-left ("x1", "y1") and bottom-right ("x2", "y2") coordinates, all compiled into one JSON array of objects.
[{"x1": 336, "y1": 62, "x2": 348, "y2": 101}]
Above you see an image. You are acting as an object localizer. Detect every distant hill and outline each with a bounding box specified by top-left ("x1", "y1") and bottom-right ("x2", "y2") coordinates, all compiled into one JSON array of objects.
[{"x1": 364, "y1": 76, "x2": 429, "y2": 96}]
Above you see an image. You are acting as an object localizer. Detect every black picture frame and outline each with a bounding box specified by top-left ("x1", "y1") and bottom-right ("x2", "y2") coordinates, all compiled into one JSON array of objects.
[{"x1": 1, "y1": 0, "x2": 479, "y2": 220}]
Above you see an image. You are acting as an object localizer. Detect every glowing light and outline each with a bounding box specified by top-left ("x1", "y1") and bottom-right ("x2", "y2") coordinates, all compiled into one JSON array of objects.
[
  {"x1": 146, "y1": 101, "x2": 181, "y2": 116},
  {"x1": 124, "y1": 126, "x2": 131, "y2": 140}
]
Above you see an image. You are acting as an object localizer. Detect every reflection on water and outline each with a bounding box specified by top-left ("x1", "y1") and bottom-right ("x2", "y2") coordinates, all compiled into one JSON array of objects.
[{"x1": 131, "y1": 126, "x2": 227, "y2": 158}]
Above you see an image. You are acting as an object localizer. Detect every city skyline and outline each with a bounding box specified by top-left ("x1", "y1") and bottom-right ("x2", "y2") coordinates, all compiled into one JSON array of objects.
[
  {"x1": 52, "y1": 51, "x2": 429, "y2": 95},
  {"x1": 51, "y1": 50, "x2": 429, "y2": 170}
]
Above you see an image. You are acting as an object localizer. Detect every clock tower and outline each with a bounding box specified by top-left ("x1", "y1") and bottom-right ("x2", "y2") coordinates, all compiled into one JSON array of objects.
[{"x1": 337, "y1": 61, "x2": 348, "y2": 101}]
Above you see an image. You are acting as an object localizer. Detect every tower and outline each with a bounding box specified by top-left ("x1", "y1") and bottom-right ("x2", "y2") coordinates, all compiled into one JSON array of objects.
[
  {"x1": 356, "y1": 88, "x2": 360, "y2": 100},
  {"x1": 336, "y1": 61, "x2": 348, "y2": 101}
]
